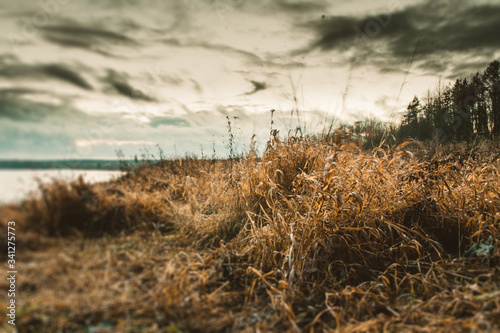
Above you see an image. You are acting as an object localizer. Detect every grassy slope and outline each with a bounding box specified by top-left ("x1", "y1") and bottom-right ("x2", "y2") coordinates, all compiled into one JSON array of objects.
[{"x1": 1, "y1": 136, "x2": 499, "y2": 332}]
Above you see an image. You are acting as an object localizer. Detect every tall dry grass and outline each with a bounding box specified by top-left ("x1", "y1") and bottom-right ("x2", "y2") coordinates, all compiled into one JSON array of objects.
[{"x1": 1, "y1": 135, "x2": 499, "y2": 331}]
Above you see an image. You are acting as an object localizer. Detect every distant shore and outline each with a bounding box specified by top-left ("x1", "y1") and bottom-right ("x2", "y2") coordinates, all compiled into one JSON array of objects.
[{"x1": 0, "y1": 159, "x2": 140, "y2": 170}]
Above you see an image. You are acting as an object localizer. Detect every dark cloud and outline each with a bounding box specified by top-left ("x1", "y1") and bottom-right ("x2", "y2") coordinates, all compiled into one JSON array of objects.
[
  {"x1": 0, "y1": 57, "x2": 157, "y2": 104},
  {"x1": 41, "y1": 25, "x2": 135, "y2": 44},
  {"x1": 244, "y1": 80, "x2": 267, "y2": 95},
  {"x1": 40, "y1": 24, "x2": 138, "y2": 57},
  {"x1": 0, "y1": 95, "x2": 50, "y2": 122},
  {"x1": 42, "y1": 64, "x2": 93, "y2": 90},
  {"x1": 297, "y1": 0, "x2": 500, "y2": 78},
  {"x1": 0, "y1": 91, "x2": 80, "y2": 124},
  {"x1": 415, "y1": 59, "x2": 448, "y2": 74},
  {"x1": 445, "y1": 60, "x2": 496, "y2": 80},
  {"x1": 299, "y1": 11, "x2": 411, "y2": 54},
  {"x1": 241, "y1": 0, "x2": 327, "y2": 16},
  {"x1": 103, "y1": 70, "x2": 155, "y2": 102},
  {"x1": 44, "y1": 34, "x2": 92, "y2": 49},
  {"x1": 0, "y1": 59, "x2": 93, "y2": 90},
  {"x1": 149, "y1": 117, "x2": 190, "y2": 128},
  {"x1": 273, "y1": 0, "x2": 327, "y2": 13}
]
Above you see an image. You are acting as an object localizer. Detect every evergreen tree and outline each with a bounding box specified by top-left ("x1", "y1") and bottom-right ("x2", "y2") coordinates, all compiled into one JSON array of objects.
[
  {"x1": 441, "y1": 85, "x2": 454, "y2": 140},
  {"x1": 451, "y1": 78, "x2": 473, "y2": 141},
  {"x1": 483, "y1": 60, "x2": 500, "y2": 138},
  {"x1": 427, "y1": 82, "x2": 448, "y2": 141},
  {"x1": 401, "y1": 96, "x2": 421, "y2": 138},
  {"x1": 394, "y1": 60, "x2": 499, "y2": 143},
  {"x1": 471, "y1": 73, "x2": 489, "y2": 136}
]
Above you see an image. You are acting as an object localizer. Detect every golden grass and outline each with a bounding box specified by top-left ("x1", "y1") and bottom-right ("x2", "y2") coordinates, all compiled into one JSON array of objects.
[{"x1": 1, "y1": 136, "x2": 499, "y2": 332}]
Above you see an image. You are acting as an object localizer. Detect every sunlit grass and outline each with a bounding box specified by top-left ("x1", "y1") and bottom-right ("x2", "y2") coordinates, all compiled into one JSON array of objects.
[{"x1": 1, "y1": 134, "x2": 499, "y2": 332}]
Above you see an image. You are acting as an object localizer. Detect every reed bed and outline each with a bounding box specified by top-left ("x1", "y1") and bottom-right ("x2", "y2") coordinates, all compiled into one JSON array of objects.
[{"x1": 1, "y1": 136, "x2": 499, "y2": 332}]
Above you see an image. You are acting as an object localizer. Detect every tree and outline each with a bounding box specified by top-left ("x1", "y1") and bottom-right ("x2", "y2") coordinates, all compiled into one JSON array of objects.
[
  {"x1": 471, "y1": 73, "x2": 489, "y2": 136},
  {"x1": 401, "y1": 96, "x2": 422, "y2": 138},
  {"x1": 425, "y1": 80, "x2": 449, "y2": 142},
  {"x1": 394, "y1": 60, "x2": 500, "y2": 143},
  {"x1": 483, "y1": 60, "x2": 500, "y2": 137},
  {"x1": 441, "y1": 85, "x2": 454, "y2": 141},
  {"x1": 451, "y1": 78, "x2": 473, "y2": 141}
]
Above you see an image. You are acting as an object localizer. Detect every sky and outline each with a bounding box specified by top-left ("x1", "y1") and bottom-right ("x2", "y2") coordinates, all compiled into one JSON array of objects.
[{"x1": 1, "y1": 0, "x2": 499, "y2": 159}]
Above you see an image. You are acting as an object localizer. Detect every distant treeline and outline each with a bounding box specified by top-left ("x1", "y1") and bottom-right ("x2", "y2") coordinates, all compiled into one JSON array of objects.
[
  {"x1": 0, "y1": 159, "x2": 139, "y2": 170},
  {"x1": 398, "y1": 60, "x2": 500, "y2": 142},
  {"x1": 342, "y1": 60, "x2": 500, "y2": 147}
]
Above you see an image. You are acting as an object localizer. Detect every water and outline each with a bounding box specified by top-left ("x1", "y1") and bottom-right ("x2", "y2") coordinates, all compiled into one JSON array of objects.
[{"x1": 0, "y1": 169, "x2": 125, "y2": 204}]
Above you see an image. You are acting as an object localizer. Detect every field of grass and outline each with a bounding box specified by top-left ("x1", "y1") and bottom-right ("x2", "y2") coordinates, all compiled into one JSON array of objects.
[{"x1": 1, "y1": 135, "x2": 499, "y2": 332}]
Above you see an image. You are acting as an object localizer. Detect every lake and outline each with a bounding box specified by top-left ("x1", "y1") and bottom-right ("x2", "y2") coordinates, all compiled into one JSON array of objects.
[{"x1": 0, "y1": 169, "x2": 125, "y2": 204}]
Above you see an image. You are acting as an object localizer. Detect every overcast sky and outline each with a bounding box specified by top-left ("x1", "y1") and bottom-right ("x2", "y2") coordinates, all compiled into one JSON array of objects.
[{"x1": 1, "y1": 0, "x2": 499, "y2": 159}]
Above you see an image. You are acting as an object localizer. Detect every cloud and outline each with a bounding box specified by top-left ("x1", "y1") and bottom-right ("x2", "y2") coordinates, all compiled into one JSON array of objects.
[
  {"x1": 0, "y1": 58, "x2": 93, "y2": 90},
  {"x1": 0, "y1": 91, "x2": 160, "y2": 159},
  {"x1": 0, "y1": 91, "x2": 98, "y2": 158},
  {"x1": 40, "y1": 23, "x2": 138, "y2": 57},
  {"x1": 162, "y1": 38, "x2": 304, "y2": 69},
  {"x1": 273, "y1": 0, "x2": 327, "y2": 13},
  {"x1": 236, "y1": 0, "x2": 327, "y2": 16},
  {"x1": 0, "y1": 94, "x2": 52, "y2": 122},
  {"x1": 244, "y1": 80, "x2": 268, "y2": 95},
  {"x1": 149, "y1": 116, "x2": 190, "y2": 128},
  {"x1": 189, "y1": 79, "x2": 203, "y2": 94},
  {"x1": 0, "y1": 57, "x2": 157, "y2": 102},
  {"x1": 0, "y1": 124, "x2": 74, "y2": 159},
  {"x1": 446, "y1": 60, "x2": 496, "y2": 79},
  {"x1": 41, "y1": 24, "x2": 135, "y2": 45},
  {"x1": 296, "y1": 0, "x2": 500, "y2": 77},
  {"x1": 162, "y1": 74, "x2": 184, "y2": 86},
  {"x1": 42, "y1": 64, "x2": 93, "y2": 90},
  {"x1": 0, "y1": 88, "x2": 85, "y2": 124},
  {"x1": 0, "y1": 87, "x2": 41, "y2": 97},
  {"x1": 103, "y1": 70, "x2": 155, "y2": 102}
]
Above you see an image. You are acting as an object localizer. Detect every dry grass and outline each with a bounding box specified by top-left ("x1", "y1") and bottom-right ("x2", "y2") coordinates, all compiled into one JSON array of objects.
[{"x1": 1, "y1": 136, "x2": 499, "y2": 332}]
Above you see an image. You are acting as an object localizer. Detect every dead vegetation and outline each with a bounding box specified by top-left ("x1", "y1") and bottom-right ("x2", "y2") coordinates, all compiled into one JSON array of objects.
[{"x1": 1, "y1": 136, "x2": 499, "y2": 332}]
